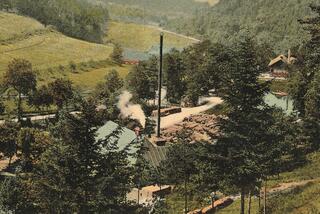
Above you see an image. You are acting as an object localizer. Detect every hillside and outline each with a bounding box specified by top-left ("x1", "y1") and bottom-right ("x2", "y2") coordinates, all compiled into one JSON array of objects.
[
  {"x1": 0, "y1": 11, "x2": 127, "y2": 89},
  {"x1": 103, "y1": 0, "x2": 208, "y2": 18},
  {"x1": 105, "y1": 21, "x2": 198, "y2": 52},
  {"x1": 167, "y1": 151, "x2": 320, "y2": 213},
  {"x1": 166, "y1": 0, "x2": 320, "y2": 53},
  {"x1": 0, "y1": 12, "x2": 196, "y2": 90},
  {"x1": 0, "y1": 12, "x2": 44, "y2": 41}
]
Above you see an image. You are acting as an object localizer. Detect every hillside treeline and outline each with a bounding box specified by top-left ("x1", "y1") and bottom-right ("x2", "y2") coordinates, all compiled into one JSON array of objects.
[
  {"x1": 103, "y1": 0, "x2": 206, "y2": 18},
  {"x1": 0, "y1": 0, "x2": 109, "y2": 43},
  {"x1": 165, "y1": 0, "x2": 320, "y2": 53}
]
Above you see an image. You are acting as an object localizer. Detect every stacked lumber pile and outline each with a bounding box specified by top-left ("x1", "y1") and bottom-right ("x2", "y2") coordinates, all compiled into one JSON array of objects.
[
  {"x1": 188, "y1": 197, "x2": 234, "y2": 214},
  {"x1": 160, "y1": 114, "x2": 220, "y2": 143}
]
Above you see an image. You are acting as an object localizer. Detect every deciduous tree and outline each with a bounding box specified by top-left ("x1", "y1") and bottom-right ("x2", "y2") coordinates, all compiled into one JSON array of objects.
[{"x1": 4, "y1": 59, "x2": 37, "y2": 121}]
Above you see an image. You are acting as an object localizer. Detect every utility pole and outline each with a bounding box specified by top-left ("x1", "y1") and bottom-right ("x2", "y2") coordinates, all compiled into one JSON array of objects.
[{"x1": 157, "y1": 33, "x2": 164, "y2": 138}]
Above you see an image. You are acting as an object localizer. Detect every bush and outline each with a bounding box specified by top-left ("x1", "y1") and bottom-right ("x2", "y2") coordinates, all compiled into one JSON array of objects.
[
  {"x1": 0, "y1": 102, "x2": 5, "y2": 115},
  {"x1": 69, "y1": 61, "x2": 77, "y2": 73}
]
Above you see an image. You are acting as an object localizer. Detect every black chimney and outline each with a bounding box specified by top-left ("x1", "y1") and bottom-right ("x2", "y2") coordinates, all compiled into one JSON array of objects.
[{"x1": 157, "y1": 33, "x2": 164, "y2": 138}]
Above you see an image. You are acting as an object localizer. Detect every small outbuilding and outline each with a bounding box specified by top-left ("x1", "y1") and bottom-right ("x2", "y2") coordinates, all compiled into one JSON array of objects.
[{"x1": 268, "y1": 50, "x2": 297, "y2": 78}]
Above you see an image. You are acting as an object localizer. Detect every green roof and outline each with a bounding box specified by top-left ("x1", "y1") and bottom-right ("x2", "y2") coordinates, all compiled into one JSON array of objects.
[{"x1": 96, "y1": 121, "x2": 169, "y2": 167}]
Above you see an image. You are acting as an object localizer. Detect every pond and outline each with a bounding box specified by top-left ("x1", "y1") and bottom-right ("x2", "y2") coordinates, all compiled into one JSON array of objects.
[{"x1": 265, "y1": 93, "x2": 294, "y2": 114}]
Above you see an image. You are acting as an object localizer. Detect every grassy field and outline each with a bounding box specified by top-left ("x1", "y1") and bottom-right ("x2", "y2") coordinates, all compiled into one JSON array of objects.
[
  {"x1": 105, "y1": 21, "x2": 197, "y2": 52},
  {"x1": 0, "y1": 12, "x2": 133, "y2": 90},
  {"x1": 68, "y1": 64, "x2": 130, "y2": 90},
  {"x1": 0, "y1": 12, "x2": 44, "y2": 41},
  {"x1": 0, "y1": 31, "x2": 114, "y2": 74},
  {"x1": 0, "y1": 12, "x2": 196, "y2": 91}
]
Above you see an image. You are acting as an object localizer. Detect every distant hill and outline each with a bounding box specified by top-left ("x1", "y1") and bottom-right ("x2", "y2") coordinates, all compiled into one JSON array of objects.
[
  {"x1": 165, "y1": 0, "x2": 320, "y2": 53},
  {"x1": 102, "y1": 0, "x2": 208, "y2": 18}
]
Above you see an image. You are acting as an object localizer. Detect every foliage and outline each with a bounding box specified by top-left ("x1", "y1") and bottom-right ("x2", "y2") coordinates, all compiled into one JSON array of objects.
[
  {"x1": 165, "y1": 0, "x2": 320, "y2": 53},
  {"x1": 289, "y1": 4, "x2": 320, "y2": 151},
  {"x1": 4, "y1": 58, "x2": 37, "y2": 121},
  {"x1": 14, "y1": 0, "x2": 109, "y2": 43},
  {"x1": 47, "y1": 79, "x2": 74, "y2": 109},
  {"x1": 163, "y1": 49, "x2": 185, "y2": 103},
  {"x1": 17, "y1": 128, "x2": 52, "y2": 171},
  {"x1": 28, "y1": 85, "x2": 53, "y2": 110},
  {"x1": 18, "y1": 99, "x2": 135, "y2": 213},
  {"x1": 0, "y1": 0, "x2": 13, "y2": 11},
  {"x1": 0, "y1": 177, "x2": 38, "y2": 213},
  {"x1": 0, "y1": 123, "x2": 18, "y2": 165},
  {"x1": 111, "y1": 43, "x2": 124, "y2": 65},
  {"x1": 128, "y1": 40, "x2": 246, "y2": 105},
  {"x1": 0, "y1": 101, "x2": 5, "y2": 115},
  {"x1": 126, "y1": 58, "x2": 158, "y2": 100},
  {"x1": 94, "y1": 69, "x2": 124, "y2": 120},
  {"x1": 215, "y1": 35, "x2": 284, "y2": 213},
  {"x1": 103, "y1": 0, "x2": 207, "y2": 19}
]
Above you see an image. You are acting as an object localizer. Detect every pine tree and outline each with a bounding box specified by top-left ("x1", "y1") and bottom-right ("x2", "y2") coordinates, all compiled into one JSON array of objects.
[
  {"x1": 160, "y1": 130, "x2": 198, "y2": 214},
  {"x1": 164, "y1": 49, "x2": 185, "y2": 103},
  {"x1": 289, "y1": 4, "x2": 320, "y2": 151},
  {"x1": 111, "y1": 43, "x2": 124, "y2": 65},
  {"x1": 27, "y1": 99, "x2": 132, "y2": 212},
  {"x1": 216, "y1": 35, "x2": 280, "y2": 214}
]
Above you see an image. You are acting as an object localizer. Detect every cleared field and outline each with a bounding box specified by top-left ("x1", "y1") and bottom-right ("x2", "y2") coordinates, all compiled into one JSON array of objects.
[
  {"x1": 105, "y1": 21, "x2": 197, "y2": 52},
  {"x1": 0, "y1": 31, "x2": 113, "y2": 74},
  {"x1": 0, "y1": 12, "x2": 44, "y2": 41},
  {"x1": 0, "y1": 12, "x2": 128, "y2": 89},
  {"x1": 68, "y1": 64, "x2": 131, "y2": 90}
]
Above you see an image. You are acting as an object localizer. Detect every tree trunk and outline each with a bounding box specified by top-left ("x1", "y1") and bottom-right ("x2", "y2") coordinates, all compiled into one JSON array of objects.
[
  {"x1": 264, "y1": 178, "x2": 267, "y2": 214},
  {"x1": 258, "y1": 188, "x2": 261, "y2": 213},
  {"x1": 211, "y1": 196, "x2": 216, "y2": 214},
  {"x1": 248, "y1": 190, "x2": 252, "y2": 214},
  {"x1": 184, "y1": 178, "x2": 188, "y2": 214},
  {"x1": 240, "y1": 189, "x2": 245, "y2": 214},
  {"x1": 18, "y1": 92, "x2": 22, "y2": 122},
  {"x1": 138, "y1": 188, "x2": 140, "y2": 205},
  {"x1": 8, "y1": 155, "x2": 12, "y2": 168}
]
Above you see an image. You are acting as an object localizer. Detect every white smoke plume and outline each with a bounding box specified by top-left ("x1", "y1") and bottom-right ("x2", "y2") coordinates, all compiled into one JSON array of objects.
[{"x1": 117, "y1": 91, "x2": 146, "y2": 128}]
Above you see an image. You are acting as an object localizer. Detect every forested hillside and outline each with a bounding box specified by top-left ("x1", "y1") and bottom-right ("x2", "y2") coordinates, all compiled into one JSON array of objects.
[
  {"x1": 1, "y1": 0, "x2": 109, "y2": 43},
  {"x1": 166, "y1": 0, "x2": 320, "y2": 53},
  {"x1": 103, "y1": 0, "x2": 207, "y2": 18}
]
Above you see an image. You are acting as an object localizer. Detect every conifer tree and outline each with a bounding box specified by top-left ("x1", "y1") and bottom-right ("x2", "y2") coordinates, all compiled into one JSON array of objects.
[
  {"x1": 111, "y1": 43, "x2": 124, "y2": 65},
  {"x1": 27, "y1": 99, "x2": 133, "y2": 213},
  {"x1": 216, "y1": 35, "x2": 280, "y2": 214}
]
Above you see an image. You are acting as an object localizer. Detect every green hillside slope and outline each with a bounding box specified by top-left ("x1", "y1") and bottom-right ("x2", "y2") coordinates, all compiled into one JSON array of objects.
[
  {"x1": 105, "y1": 21, "x2": 198, "y2": 52},
  {"x1": 0, "y1": 11, "x2": 44, "y2": 41},
  {"x1": 166, "y1": 0, "x2": 320, "y2": 53},
  {"x1": 0, "y1": 12, "x2": 126, "y2": 90},
  {"x1": 0, "y1": 12, "x2": 196, "y2": 90}
]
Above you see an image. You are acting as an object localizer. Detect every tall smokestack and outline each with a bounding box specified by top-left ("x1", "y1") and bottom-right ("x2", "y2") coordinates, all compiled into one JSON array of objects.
[{"x1": 157, "y1": 33, "x2": 164, "y2": 138}]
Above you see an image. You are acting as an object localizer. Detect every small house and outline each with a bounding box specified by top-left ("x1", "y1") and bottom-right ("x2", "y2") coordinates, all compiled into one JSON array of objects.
[{"x1": 268, "y1": 50, "x2": 297, "y2": 78}]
